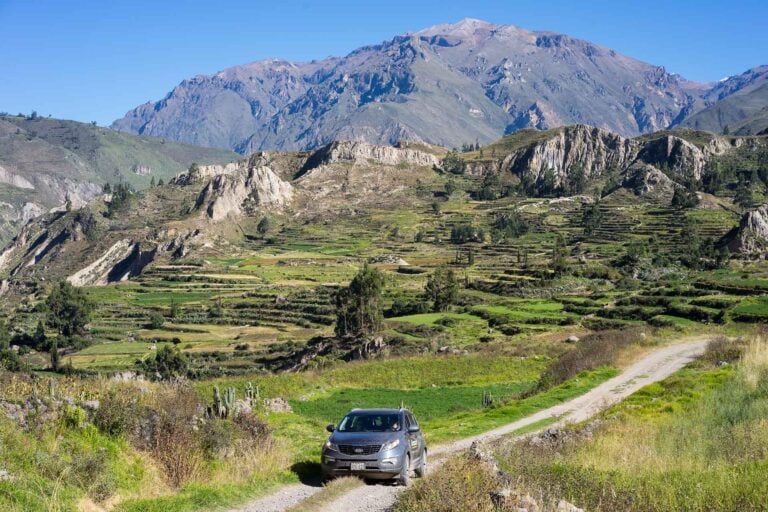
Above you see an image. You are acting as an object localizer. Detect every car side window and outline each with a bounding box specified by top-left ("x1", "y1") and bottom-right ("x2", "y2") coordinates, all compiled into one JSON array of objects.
[
  {"x1": 406, "y1": 412, "x2": 418, "y2": 430},
  {"x1": 403, "y1": 413, "x2": 411, "y2": 430}
]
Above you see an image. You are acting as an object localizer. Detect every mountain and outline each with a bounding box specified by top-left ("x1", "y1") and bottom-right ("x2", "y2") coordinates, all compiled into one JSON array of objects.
[
  {"x1": 113, "y1": 18, "x2": 702, "y2": 153},
  {"x1": 679, "y1": 66, "x2": 768, "y2": 135},
  {"x1": 0, "y1": 115, "x2": 238, "y2": 246}
]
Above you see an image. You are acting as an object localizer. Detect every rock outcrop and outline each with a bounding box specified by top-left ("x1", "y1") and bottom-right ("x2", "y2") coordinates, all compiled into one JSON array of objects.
[
  {"x1": 621, "y1": 162, "x2": 681, "y2": 202},
  {"x1": 194, "y1": 162, "x2": 294, "y2": 221},
  {"x1": 725, "y1": 203, "x2": 768, "y2": 257},
  {"x1": 301, "y1": 140, "x2": 440, "y2": 171}
]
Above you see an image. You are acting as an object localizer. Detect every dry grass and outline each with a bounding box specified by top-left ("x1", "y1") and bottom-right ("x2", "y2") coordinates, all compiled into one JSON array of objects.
[{"x1": 395, "y1": 458, "x2": 498, "y2": 512}]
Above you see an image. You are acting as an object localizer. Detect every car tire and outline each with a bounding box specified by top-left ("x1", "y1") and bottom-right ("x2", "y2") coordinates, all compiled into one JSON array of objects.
[
  {"x1": 415, "y1": 449, "x2": 427, "y2": 478},
  {"x1": 398, "y1": 454, "x2": 411, "y2": 486}
]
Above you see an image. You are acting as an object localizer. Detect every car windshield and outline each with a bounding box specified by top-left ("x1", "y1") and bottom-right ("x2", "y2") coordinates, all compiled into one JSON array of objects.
[{"x1": 337, "y1": 412, "x2": 401, "y2": 432}]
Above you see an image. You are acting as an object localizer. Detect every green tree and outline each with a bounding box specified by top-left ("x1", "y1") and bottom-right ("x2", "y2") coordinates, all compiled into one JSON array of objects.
[
  {"x1": 581, "y1": 201, "x2": 604, "y2": 236},
  {"x1": 566, "y1": 163, "x2": 587, "y2": 195},
  {"x1": 45, "y1": 281, "x2": 94, "y2": 337},
  {"x1": 551, "y1": 234, "x2": 569, "y2": 276},
  {"x1": 139, "y1": 345, "x2": 188, "y2": 380},
  {"x1": 150, "y1": 176, "x2": 156, "y2": 187},
  {"x1": 335, "y1": 265, "x2": 385, "y2": 338},
  {"x1": 50, "y1": 337, "x2": 60, "y2": 371},
  {"x1": 442, "y1": 151, "x2": 465, "y2": 174},
  {"x1": 257, "y1": 216, "x2": 271, "y2": 235},
  {"x1": 33, "y1": 320, "x2": 46, "y2": 349},
  {"x1": 148, "y1": 312, "x2": 165, "y2": 329},
  {"x1": 477, "y1": 173, "x2": 503, "y2": 200},
  {"x1": 424, "y1": 267, "x2": 460, "y2": 312},
  {"x1": 671, "y1": 187, "x2": 700, "y2": 209}
]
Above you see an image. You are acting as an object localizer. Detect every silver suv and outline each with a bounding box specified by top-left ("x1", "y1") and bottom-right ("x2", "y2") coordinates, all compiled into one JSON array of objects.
[{"x1": 321, "y1": 408, "x2": 427, "y2": 485}]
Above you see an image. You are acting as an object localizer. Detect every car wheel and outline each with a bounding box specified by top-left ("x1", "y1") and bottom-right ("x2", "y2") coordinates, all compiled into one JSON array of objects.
[
  {"x1": 398, "y1": 454, "x2": 411, "y2": 486},
  {"x1": 415, "y1": 449, "x2": 427, "y2": 478}
]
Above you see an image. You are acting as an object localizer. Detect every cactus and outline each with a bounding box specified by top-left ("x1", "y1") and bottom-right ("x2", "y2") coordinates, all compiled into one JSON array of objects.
[
  {"x1": 213, "y1": 386, "x2": 225, "y2": 418},
  {"x1": 245, "y1": 382, "x2": 255, "y2": 403},
  {"x1": 48, "y1": 378, "x2": 56, "y2": 399},
  {"x1": 223, "y1": 387, "x2": 236, "y2": 417}
]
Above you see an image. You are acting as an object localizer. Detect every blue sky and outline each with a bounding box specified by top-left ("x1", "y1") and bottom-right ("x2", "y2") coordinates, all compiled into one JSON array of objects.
[{"x1": 1, "y1": 0, "x2": 766, "y2": 125}]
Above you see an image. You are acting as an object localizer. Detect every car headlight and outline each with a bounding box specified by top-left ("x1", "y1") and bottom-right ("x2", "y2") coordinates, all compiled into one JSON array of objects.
[
  {"x1": 324, "y1": 439, "x2": 339, "y2": 451},
  {"x1": 381, "y1": 438, "x2": 400, "y2": 451}
]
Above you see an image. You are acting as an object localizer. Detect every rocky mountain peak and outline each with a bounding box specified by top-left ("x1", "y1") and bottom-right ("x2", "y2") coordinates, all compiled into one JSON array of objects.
[{"x1": 112, "y1": 20, "x2": 719, "y2": 153}]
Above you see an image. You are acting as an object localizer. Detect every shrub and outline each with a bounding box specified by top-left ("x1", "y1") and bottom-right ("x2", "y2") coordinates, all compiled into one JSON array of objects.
[
  {"x1": 535, "y1": 328, "x2": 643, "y2": 391},
  {"x1": 395, "y1": 457, "x2": 497, "y2": 512},
  {"x1": 233, "y1": 412, "x2": 271, "y2": 441},
  {"x1": 93, "y1": 387, "x2": 141, "y2": 437},
  {"x1": 144, "y1": 387, "x2": 202, "y2": 488},
  {"x1": 148, "y1": 312, "x2": 165, "y2": 329}
]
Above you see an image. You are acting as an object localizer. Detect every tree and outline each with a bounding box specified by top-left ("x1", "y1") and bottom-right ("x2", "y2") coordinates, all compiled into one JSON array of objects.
[
  {"x1": 150, "y1": 176, "x2": 156, "y2": 187},
  {"x1": 148, "y1": 312, "x2": 165, "y2": 329},
  {"x1": 139, "y1": 345, "x2": 188, "y2": 380},
  {"x1": 424, "y1": 268, "x2": 459, "y2": 312},
  {"x1": 671, "y1": 187, "x2": 700, "y2": 209},
  {"x1": 491, "y1": 211, "x2": 528, "y2": 242},
  {"x1": 157, "y1": 178, "x2": 165, "y2": 186},
  {"x1": 566, "y1": 164, "x2": 587, "y2": 195},
  {"x1": 0, "y1": 320, "x2": 9, "y2": 351},
  {"x1": 551, "y1": 234, "x2": 569, "y2": 276},
  {"x1": 442, "y1": 151, "x2": 465, "y2": 174},
  {"x1": 445, "y1": 179, "x2": 457, "y2": 196},
  {"x1": 581, "y1": 201, "x2": 604, "y2": 236},
  {"x1": 335, "y1": 265, "x2": 385, "y2": 338},
  {"x1": 450, "y1": 224, "x2": 484, "y2": 244},
  {"x1": 45, "y1": 281, "x2": 95, "y2": 337},
  {"x1": 477, "y1": 173, "x2": 503, "y2": 200},
  {"x1": 33, "y1": 320, "x2": 46, "y2": 349},
  {"x1": 50, "y1": 338, "x2": 60, "y2": 371},
  {"x1": 257, "y1": 216, "x2": 271, "y2": 235},
  {"x1": 431, "y1": 201, "x2": 442, "y2": 215}
]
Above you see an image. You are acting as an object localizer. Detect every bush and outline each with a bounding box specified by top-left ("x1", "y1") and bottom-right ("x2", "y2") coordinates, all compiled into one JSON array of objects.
[
  {"x1": 390, "y1": 297, "x2": 429, "y2": 317},
  {"x1": 148, "y1": 312, "x2": 165, "y2": 329},
  {"x1": 93, "y1": 388, "x2": 142, "y2": 437},
  {"x1": 535, "y1": 328, "x2": 643, "y2": 391},
  {"x1": 143, "y1": 387, "x2": 202, "y2": 488},
  {"x1": 395, "y1": 457, "x2": 497, "y2": 512}
]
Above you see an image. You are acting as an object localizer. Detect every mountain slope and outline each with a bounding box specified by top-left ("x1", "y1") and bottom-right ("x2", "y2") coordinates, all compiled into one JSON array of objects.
[
  {"x1": 113, "y1": 19, "x2": 701, "y2": 152},
  {"x1": 0, "y1": 115, "x2": 237, "y2": 245},
  {"x1": 680, "y1": 66, "x2": 768, "y2": 134}
]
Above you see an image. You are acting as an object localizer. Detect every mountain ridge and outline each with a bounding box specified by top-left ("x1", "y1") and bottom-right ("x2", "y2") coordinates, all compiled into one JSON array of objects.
[{"x1": 113, "y1": 18, "x2": 741, "y2": 153}]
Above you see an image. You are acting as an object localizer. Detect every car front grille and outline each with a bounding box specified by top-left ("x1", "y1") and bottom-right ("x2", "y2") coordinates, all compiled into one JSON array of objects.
[{"x1": 338, "y1": 444, "x2": 382, "y2": 455}]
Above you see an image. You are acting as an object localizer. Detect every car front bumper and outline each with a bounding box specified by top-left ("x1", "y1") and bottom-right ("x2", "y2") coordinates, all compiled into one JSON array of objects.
[{"x1": 321, "y1": 450, "x2": 406, "y2": 479}]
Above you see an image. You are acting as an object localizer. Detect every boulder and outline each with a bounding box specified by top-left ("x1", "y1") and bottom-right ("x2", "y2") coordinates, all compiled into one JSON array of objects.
[{"x1": 725, "y1": 203, "x2": 768, "y2": 257}]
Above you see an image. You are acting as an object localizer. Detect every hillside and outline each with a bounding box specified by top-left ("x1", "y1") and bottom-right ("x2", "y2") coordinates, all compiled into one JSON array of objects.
[
  {"x1": 680, "y1": 66, "x2": 768, "y2": 135},
  {"x1": 0, "y1": 115, "x2": 238, "y2": 245},
  {"x1": 112, "y1": 19, "x2": 704, "y2": 152}
]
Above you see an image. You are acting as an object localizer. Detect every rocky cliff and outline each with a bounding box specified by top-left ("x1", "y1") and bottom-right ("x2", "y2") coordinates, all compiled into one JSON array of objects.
[
  {"x1": 725, "y1": 203, "x2": 768, "y2": 257},
  {"x1": 459, "y1": 125, "x2": 759, "y2": 193},
  {"x1": 194, "y1": 163, "x2": 294, "y2": 221}
]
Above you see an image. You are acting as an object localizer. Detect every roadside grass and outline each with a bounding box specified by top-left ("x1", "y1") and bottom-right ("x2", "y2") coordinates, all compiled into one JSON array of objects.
[
  {"x1": 489, "y1": 337, "x2": 768, "y2": 512},
  {"x1": 425, "y1": 367, "x2": 618, "y2": 444}
]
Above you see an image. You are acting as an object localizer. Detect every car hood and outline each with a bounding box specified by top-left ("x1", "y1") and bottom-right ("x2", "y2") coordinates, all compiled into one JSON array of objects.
[{"x1": 330, "y1": 431, "x2": 401, "y2": 444}]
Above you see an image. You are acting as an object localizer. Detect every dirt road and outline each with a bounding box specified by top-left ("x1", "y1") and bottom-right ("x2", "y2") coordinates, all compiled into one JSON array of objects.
[{"x1": 233, "y1": 337, "x2": 709, "y2": 512}]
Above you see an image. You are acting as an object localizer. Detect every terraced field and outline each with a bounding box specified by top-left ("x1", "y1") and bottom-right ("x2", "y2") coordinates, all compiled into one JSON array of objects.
[{"x1": 50, "y1": 195, "x2": 759, "y2": 376}]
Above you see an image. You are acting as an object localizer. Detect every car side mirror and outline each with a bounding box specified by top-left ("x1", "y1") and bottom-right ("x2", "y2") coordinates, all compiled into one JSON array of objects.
[
  {"x1": 408, "y1": 424, "x2": 420, "y2": 433},
  {"x1": 326, "y1": 424, "x2": 335, "y2": 433}
]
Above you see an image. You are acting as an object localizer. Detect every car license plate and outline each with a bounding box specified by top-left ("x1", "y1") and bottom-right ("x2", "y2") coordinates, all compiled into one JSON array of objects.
[{"x1": 350, "y1": 462, "x2": 365, "y2": 471}]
